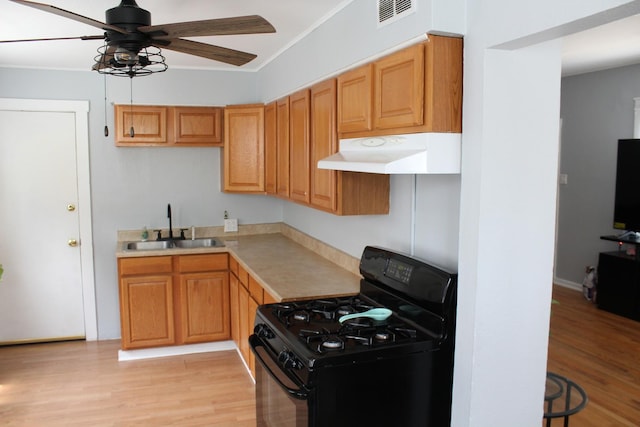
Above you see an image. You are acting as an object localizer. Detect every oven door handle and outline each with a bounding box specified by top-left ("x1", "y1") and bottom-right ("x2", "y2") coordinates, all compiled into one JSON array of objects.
[{"x1": 249, "y1": 334, "x2": 310, "y2": 400}]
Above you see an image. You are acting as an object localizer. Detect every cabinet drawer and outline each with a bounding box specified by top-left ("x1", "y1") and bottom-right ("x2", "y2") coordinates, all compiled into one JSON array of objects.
[
  {"x1": 264, "y1": 290, "x2": 279, "y2": 304},
  {"x1": 119, "y1": 256, "x2": 173, "y2": 276},
  {"x1": 229, "y1": 255, "x2": 239, "y2": 277},
  {"x1": 176, "y1": 253, "x2": 228, "y2": 273},
  {"x1": 249, "y1": 276, "x2": 264, "y2": 304}
]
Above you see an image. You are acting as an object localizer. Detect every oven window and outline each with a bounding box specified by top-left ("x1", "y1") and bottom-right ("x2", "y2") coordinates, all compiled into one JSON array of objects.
[{"x1": 255, "y1": 348, "x2": 308, "y2": 427}]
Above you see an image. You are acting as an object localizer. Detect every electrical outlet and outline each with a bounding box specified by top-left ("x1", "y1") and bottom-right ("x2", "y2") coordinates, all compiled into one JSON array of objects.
[{"x1": 224, "y1": 218, "x2": 238, "y2": 232}]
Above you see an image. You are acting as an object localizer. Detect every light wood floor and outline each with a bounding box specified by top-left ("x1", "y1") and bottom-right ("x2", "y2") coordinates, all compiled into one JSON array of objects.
[
  {"x1": 1, "y1": 285, "x2": 638, "y2": 426},
  {"x1": 546, "y1": 285, "x2": 640, "y2": 426},
  {"x1": 0, "y1": 342, "x2": 256, "y2": 426}
]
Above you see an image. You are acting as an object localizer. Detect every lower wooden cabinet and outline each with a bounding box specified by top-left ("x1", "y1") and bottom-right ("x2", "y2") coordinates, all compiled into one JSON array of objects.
[
  {"x1": 229, "y1": 254, "x2": 278, "y2": 378},
  {"x1": 120, "y1": 273, "x2": 175, "y2": 349},
  {"x1": 118, "y1": 253, "x2": 229, "y2": 350},
  {"x1": 179, "y1": 271, "x2": 229, "y2": 344}
]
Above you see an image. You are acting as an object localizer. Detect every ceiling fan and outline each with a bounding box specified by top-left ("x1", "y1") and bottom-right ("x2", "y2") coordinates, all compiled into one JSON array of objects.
[{"x1": 1, "y1": 0, "x2": 276, "y2": 76}]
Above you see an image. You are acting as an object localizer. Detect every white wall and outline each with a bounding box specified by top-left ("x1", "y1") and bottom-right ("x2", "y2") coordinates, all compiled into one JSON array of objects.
[{"x1": 456, "y1": 0, "x2": 640, "y2": 425}]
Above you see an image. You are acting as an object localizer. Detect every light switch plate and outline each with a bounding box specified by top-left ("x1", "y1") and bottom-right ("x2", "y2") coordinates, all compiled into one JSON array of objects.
[{"x1": 224, "y1": 218, "x2": 238, "y2": 232}]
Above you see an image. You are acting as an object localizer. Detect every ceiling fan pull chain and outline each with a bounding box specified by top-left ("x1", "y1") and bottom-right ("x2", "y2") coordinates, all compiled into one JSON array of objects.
[
  {"x1": 129, "y1": 78, "x2": 135, "y2": 138},
  {"x1": 103, "y1": 73, "x2": 109, "y2": 137}
]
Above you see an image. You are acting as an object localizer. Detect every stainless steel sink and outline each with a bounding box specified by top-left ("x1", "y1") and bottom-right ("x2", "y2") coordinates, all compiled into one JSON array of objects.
[
  {"x1": 126, "y1": 240, "x2": 173, "y2": 250},
  {"x1": 125, "y1": 238, "x2": 224, "y2": 251},
  {"x1": 173, "y1": 238, "x2": 224, "y2": 248}
]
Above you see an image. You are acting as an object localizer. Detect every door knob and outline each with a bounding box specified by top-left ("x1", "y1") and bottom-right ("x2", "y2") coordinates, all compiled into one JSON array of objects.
[
  {"x1": 68, "y1": 239, "x2": 78, "y2": 247},
  {"x1": 67, "y1": 204, "x2": 76, "y2": 212}
]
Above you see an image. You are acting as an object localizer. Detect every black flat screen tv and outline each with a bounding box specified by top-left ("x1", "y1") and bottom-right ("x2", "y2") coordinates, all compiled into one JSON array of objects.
[{"x1": 613, "y1": 139, "x2": 640, "y2": 232}]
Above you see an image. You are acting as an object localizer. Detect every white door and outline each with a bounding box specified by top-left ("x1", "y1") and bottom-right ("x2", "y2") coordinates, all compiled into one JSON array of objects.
[{"x1": 0, "y1": 107, "x2": 89, "y2": 343}]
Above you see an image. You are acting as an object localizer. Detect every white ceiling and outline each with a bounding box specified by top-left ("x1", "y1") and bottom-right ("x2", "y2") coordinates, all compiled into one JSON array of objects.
[
  {"x1": 0, "y1": 0, "x2": 352, "y2": 72},
  {"x1": 562, "y1": 13, "x2": 640, "y2": 76},
  {"x1": 1, "y1": 1, "x2": 640, "y2": 76}
]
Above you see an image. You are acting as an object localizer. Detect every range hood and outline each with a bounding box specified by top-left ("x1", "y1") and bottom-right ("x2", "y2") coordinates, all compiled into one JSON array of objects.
[{"x1": 317, "y1": 133, "x2": 462, "y2": 174}]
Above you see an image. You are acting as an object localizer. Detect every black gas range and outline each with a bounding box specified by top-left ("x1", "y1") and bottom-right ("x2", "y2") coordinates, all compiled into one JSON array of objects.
[{"x1": 250, "y1": 246, "x2": 457, "y2": 427}]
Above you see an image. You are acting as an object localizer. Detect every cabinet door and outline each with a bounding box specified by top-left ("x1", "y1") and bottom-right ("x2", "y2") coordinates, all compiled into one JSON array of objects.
[
  {"x1": 373, "y1": 43, "x2": 425, "y2": 129},
  {"x1": 337, "y1": 64, "x2": 373, "y2": 133},
  {"x1": 223, "y1": 104, "x2": 265, "y2": 193},
  {"x1": 264, "y1": 101, "x2": 277, "y2": 194},
  {"x1": 120, "y1": 275, "x2": 175, "y2": 349},
  {"x1": 289, "y1": 89, "x2": 310, "y2": 204},
  {"x1": 248, "y1": 296, "x2": 259, "y2": 377},
  {"x1": 179, "y1": 271, "x2": 230, "y2": 343},
  {"x1": 229, "y1": 272, "x2": 240, "y2": 345},
  {"x1": 310, "y1": 79, "x2": 338, "y2": 212},
  {"x1": 238, "y1": 283, "x2": 250, "y2": 365},
  {"x1": 173, "y1": 106, "x2": 223, "y2": 146},
  {"x1": 276, "y1": 97, "x2": 290, "y2": 198},
  {"x1": 115, "y1": 105, "x2": 168, "y2": 146}
]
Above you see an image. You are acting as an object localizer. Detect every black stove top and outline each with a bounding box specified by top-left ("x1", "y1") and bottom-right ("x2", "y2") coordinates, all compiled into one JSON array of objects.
[
  {"x1": 265, "y1": 296, "x2": 432, "y2": 355},
  {"x1": 253, "y1": 246, "x2": 457, "y2": 369}
]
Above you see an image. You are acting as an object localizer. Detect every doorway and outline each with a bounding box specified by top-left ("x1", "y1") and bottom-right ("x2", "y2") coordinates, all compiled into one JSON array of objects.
[{"x1": 0, "y1": 98, "x2": 96, "y2": 343}]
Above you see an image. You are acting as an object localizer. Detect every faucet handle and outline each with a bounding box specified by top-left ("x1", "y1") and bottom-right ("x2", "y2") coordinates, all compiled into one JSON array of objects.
[
  {"x1": 154, "y1": 229, "x2": 162, "y2": 240},
  {"x1": 179, "y1": 228, "x2": 188, "y2": 240}
]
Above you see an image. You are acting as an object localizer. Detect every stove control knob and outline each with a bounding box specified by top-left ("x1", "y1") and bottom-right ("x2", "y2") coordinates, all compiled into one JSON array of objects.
[
  {"x1": 254, "y1": 323, "x2": 275, "y2": 339},
  {"x1": 278, "y1": 350, "x2": 302, "y2": 370}
]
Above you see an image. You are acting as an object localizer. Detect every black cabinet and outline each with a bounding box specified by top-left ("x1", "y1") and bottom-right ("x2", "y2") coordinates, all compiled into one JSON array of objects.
[{"x1": 597, "y1": 251, "x2": 640, "y2": 321}]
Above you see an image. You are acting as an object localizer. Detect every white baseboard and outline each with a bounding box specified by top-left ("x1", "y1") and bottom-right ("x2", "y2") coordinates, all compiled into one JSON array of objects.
[
  {"x1": 553, "y1": 277, "x2": 582, "y2": 292},
  {"x1": 118, "y1": 340, "x2": 237, "y2": 361}
]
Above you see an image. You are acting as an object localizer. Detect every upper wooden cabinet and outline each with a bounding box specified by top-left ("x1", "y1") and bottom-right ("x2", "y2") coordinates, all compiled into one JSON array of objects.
[
  {"x1": 310, "y1": 79, "x2": 338, "y2": 212},
  {"x1": 337, "y1": 64, "x2": 373, "y2": 133},
  {"x1": 173, "y1": 106, "x2": 223, "y2": 146},
  {"x1": 223, "y1": 104, "x2": 265, "y2": 193},
  {"x1": 276, "y1": 97, "x2": 291, "y2": 199},
  {"x1": 374, "y1": 43, "x2": 425, "y2": 130},
  {"x1": 310, "y1": 79, "x2": 390, "y2": 215},
  {"x1": 115, "y1": 105, "x2": 168, "y2": 145},
  {"x1": 289, "y1": 89, "x2": 311, "y2": 204},
  {"x1": 337, "y1": 34, "x2": 462, "y2": 137},
  {"x1": 264, "y1": 101, "x2": 277, "y2": 195},
  {"x1": 114, "y1": 104, "x2": 223, "y2": 147}
]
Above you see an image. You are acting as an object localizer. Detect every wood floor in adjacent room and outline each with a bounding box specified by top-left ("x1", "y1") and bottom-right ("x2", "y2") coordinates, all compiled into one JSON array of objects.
[
  {"x1": 546, "y1": 285, "x2": 640, "y2": 426},
  {"x1": 1, "y1": 285, "x2": 638, "y2": 426},
  {"x1": 0, "y1": 341, "x2": 256, "y2": 426}
]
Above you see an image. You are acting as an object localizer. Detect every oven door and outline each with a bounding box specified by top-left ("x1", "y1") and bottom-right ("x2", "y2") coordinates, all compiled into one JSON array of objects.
[{"x1": 250, "y1": 334, "x2": 309, "y2": 427}]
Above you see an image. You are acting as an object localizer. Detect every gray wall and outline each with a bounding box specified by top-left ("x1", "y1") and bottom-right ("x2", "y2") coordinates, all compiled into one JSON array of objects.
[
  {"x1": 0, "y1": 67, "x2": 284, "y2": 339},
  {"x1": 557, "y1": 63, "x2": 640, "y2": 286},
  {"x1": 0, "y1": 0, "x2": 463, "y2": 339}
]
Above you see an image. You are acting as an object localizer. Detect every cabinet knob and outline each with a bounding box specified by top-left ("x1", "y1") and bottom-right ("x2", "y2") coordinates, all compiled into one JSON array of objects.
[
  {"x1": 67, "y1": 204, "x2": 76, "y2": 212},
  {"x1": 68, "y1": 239, "x2": 78, "y2": 247}
]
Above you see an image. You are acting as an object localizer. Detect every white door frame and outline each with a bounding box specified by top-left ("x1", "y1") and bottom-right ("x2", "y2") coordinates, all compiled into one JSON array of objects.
[{"x1": 0, "y1": 98, "x2": 97, "y2": 340}]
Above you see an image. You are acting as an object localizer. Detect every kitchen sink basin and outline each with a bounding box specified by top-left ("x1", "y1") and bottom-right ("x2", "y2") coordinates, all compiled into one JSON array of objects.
[
  {"x1": 125, "y1": 238, "x2": 224, "y2": 251},
  {"x1": 173, "y1": 238, "x2": 223, "y2": 248},
  {"x1": 126, "y1": 240, "x2": 173, "y2": 250}
]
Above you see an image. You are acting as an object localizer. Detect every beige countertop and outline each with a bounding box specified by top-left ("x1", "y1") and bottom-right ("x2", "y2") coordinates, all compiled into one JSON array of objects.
[{"x1": 116, "y1": 230, "x2": 361, "y2": 302}]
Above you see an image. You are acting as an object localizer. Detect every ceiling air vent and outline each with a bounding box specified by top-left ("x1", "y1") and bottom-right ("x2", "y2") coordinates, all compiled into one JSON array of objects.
[{"x1": 377, "y1": 0, "x2": 416, "y2": 28}]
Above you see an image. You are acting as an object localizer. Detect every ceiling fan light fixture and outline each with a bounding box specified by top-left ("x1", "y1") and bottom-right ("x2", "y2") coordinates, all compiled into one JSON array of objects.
[
  {"x1": 113, "y1": 46, "x2": 138, "y2": 65},
  {"x1": 94, "y1": 44, "x2": 168, "y2": 77}
]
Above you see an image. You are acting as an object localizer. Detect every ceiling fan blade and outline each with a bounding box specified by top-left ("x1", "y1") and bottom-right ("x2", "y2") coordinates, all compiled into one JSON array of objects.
[
  {"x1": 141, "y1": 15, "x2": 275, "y2": 39},
  {"x1": 9, "y1": 0, "x2": 127, "y2": 34},
  {"x1": 0, "y1": 35, "x2": 104, "y2": 43},
  {"x1": 157, "y1": 38, "x2": 257, "y2": 66}
]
